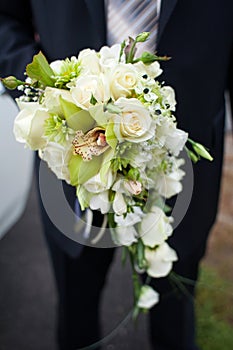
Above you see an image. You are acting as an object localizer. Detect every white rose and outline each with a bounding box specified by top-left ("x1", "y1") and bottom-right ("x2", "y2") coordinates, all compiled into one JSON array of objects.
[
  {"x1": 139, "y1": 206, "x2": 173, "y2": 248},
  {"x1": 39, "y1": 142, "x2": 72, "y2": 182},
  {"x1": 83, "y1": 169, "x2": 115, "y2": 193},
  {"x1": 14, "y1": 103, "x2": 50, "y2": 150},
  {"x1": 43, "y1": 87, "x2": 75, "y2": 115},
  {"x1": 112, "y1": 225, "x2": 138, "y2": 246},
  {"x1": 89, "y1": 191, "x2": 111, "y2": 214},
  {"x1": 137, "y1": 285, "x2": 159, "y2": 309},
  {"x1": 78, "y1": 48, "x2": 101, "y2": 75},
  {"x1": 113, "y1": 98, "x2": 154, "y2": 143},
  {"x1": 99, "y1": 44, "x2": 123, "y2": 70},
  {"x1": 161, "y1": 86, "x2": 176, "y2": 111},
  {"x1": 71, "y1": 75, "x2": 109, "y2": 109},
  {"x1": 134, "y1": 61, "x2": 162, "y2": 79},
  {"x1": 145, "y1": 242, "x2": 178, "y2": 278},
  {"x1": 109, "y1": 63, "x2": 138, "y2": 100}
]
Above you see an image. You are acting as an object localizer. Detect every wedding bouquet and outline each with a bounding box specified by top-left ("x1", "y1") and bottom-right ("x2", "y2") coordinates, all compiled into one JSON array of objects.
[{"x1": 1, "y1": 32, "x2": 212, "y2": 317}]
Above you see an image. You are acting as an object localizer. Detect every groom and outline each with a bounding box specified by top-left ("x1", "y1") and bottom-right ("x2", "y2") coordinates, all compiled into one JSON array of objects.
[{"x1": 0, "y1": 1, "x2": 232, "y2": 349}]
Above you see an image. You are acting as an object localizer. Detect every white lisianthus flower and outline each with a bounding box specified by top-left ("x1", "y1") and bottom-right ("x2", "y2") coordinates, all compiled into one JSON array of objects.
[
  {"x1": 145, "y1": 242, "x2": 178, "y2": 278},
  {"x1": 156, "y1": 117, "x2": 188, "y2": 156},
  {"x1": 109, "y1": 63, "x2": 138, "y2": 100},
  {"x1": 137, "y1": 285, "x2": 159, "y2": 309},
  {"x1": 112, "y1": 192, "x2": 127, "y2": 215},
  {"x1": 71, "y1": 75, "x2": 109, "y2": 109},
  {"x1": 114, "y1": 206, "x2": 144, "y2": 227},
  {"x1": 78, "y1": 48, "x2": 101, "y2": 75},
  {"x1": 155, "y1": 159, "x2": 185, "y2": 198},
  {"x1": 134, "y1": 61, "x2": 163, "y2": 79},
  {"x1": 139, "y1": 206, "x2": 173, "y2": 248},
  {"x1": 160, "y1": 86, "x2": 177, "y2": 111},
  {"x1": 39, "y1": 142, "x2": 72, "y2": 183},
  {"x1": 99, "y1": 44, "x2": 123, "y2": 70},
  {"x1": 43, "y1": 87, "x2": 75, "y2": 116},
  {"x1": 113, "y1": 98, "x2": 154, "y2": 143},
  {"x1": 83, "y1": 169, "x2": 115, "y2": 193},
  {"x1": 113, "y1": 225, "x2": 138, "y2": 246},
  {"x1": 14, "y1": 102, "x2": 50, "y2": 150},
  {"x1": 89, "y1": 191, "x2": 111, "y2": 214}
]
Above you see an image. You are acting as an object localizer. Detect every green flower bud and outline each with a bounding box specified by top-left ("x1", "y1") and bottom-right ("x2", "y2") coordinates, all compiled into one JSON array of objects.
[
  {"x1": 135, "y1": 32, "x2": 150, "y2": 43},
  {"x1": 1, "y1": 76, "x2": 23, "y2": 90},
  {"x1": 192, "y1": 142, "x2": 213, "y2": 161}
]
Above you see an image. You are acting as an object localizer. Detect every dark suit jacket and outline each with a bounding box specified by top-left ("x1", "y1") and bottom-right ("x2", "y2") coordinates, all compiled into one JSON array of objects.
[{"x1": 0, "y1": 0, "x2": 232, "y2": 261}]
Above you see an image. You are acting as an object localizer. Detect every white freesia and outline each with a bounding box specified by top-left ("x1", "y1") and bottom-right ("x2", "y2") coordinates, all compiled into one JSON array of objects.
[
  {"x1": 83, "y1": 169, "x2": 115, "y2": 193},
  {"x1": 99, "y1": 44, "x2": 123, "y2": 70},
  {"x1": 89, "y1": 191, "x2": 111, "y2": 214},
  {"x1": 39, "y1": 142, "x2": 71, "y2": 183},
  {"x1": 113, "y1": 225, "x2": 138, "y2": 246},
  {"x1": 109, "y1": 63, "x2": 138, "y2": 100},
  {"x1": 156, "y1": 117, "x2": 188, "y2": 156},
  {"x1": 71, "y1": 75, "x2": 109, "y2": 109},
  {"x1": 112, "y1": 192, "x2": 127, "y2": 215},
  {"x1": 114, "y1": 207, "x2": 144, "y2": 227},
  {"x1": 134, "y1": 60, "x2": 162, "y2": 79},
  {"x1": 145, "y1": 242, "x2": 178, "y2": 278},
  {"x1": 155, "y1": 159, "x2": 185, "y2": 198},
  {"x1": 113, "y1": 97, "x2": 154, "y2": 143},
  {"x1": 139, "y1": 206, "x2": 173, "y2": 247},
  {"x1": 14, "y1": 103, "x2": 50, "y2": 150},
  {"x1": 137, "y1": 285, "x2": 159, "y2": 309},
  {"x1": 160, "y1": 86, "x2": 176, "y2": 111},
  {"x1": 78, "y1": 48, "x2": 101, "y2": 75},
  {"x1": 43, "y1": 87, "x2": 75, "y2": 116}
]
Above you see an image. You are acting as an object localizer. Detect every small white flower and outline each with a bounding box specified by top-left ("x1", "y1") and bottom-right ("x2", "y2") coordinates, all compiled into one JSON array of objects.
[
  {"x1": 113, "y1": 225, "x2": 138, "y2": 246},
  {"x1": 89, "y1": 191, "x2": 111, "y2": 214},
  {"x1": 99, "y1": 44, "x2": 123, "y2": 70},
  {"x1": 134, "y1": 61, "x2": 163, "y2": 79},
  {"x1": 160, "y1": 86, "x2": 176, "y2": 111},
  {"x1": 139, "y1": 206, "x2": 173, "y2": 247},
  {"x1": 113, "y1": 192, "x2": 127, "y2": 215},
  {"x1": 43, "y1": 87, "x2": 75, "y2": 116},
  {"x1": 83, "y1": 169, "x2": 115, "y2": 193},
  {"x1": 145, "y1": 242, "x2": 178, "y2": 278},
  {"x1": 156, "y1": 117, "x2": 188, "y2": 156},
  {"x1": 114, "y1": 207, "x2": 144, "y2": 227},
  {"x1": 137, "y1": 285, "x2": 159, "y2": 309}
]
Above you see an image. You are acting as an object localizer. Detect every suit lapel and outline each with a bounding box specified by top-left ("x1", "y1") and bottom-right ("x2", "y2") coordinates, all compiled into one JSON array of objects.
[{"x1": 157, "y1": 0, "x2": 178, "y2": 45}]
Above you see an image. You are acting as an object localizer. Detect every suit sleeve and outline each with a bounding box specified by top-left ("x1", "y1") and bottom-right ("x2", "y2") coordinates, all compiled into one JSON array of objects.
[
  {"x1": 0, "y1": 0, "x2": 39, "y2": 86},
  {"x1": 228, "y1": 45, "x2": 233, "y2": 129}
]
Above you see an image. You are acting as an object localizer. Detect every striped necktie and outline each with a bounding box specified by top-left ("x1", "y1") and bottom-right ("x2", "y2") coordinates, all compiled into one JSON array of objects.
[{"x1": 106, "y1": 0, "x2": 159, "y2": 54}]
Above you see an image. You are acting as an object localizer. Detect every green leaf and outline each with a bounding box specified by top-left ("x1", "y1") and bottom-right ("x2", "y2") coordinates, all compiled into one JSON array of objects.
[
  {"x1": 60, "y1": 96, "x2": 81, "y2": 117},
  {"x1": 60, "y1": 97, "x2": 95, "y2": 132},
  {"x1": 78, "y1": 154, "x2": 103, "y2": 184},
  {"x1": 68, "y1": 154, "x2": 83, "y2": 186},
  {"x1": 26, "y1": 51, "x2": 55, "y2": 87},
  {"x1": 105, "y1": 122, "x2": 118, "y2": 149},
  {"x1": 134, "y1": 52, "x2": 171, "y2": 64},
  {"x1": 89, "y1": 104, "x2": 110, "y2": 126}
]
